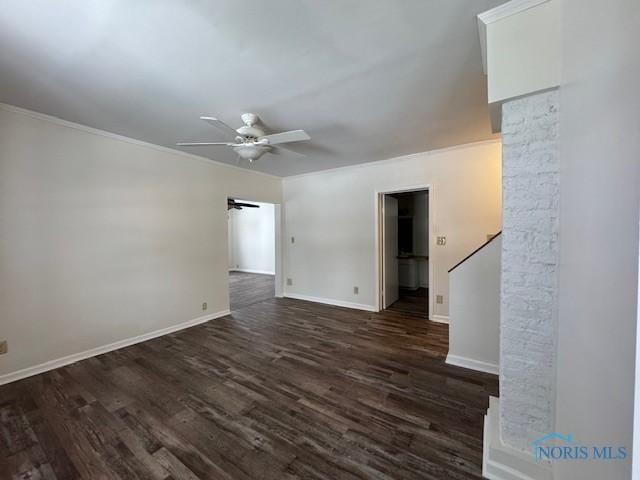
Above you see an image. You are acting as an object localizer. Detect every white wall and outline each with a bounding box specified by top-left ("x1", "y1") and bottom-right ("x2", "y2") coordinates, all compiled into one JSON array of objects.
[
  {"x1": 555, "y1": 1, "x2": 639, "y2": 478},
  {"x1": 228, "y1": 202, "x2": 275, "y2": 275},
  {"x1": 485, "y1": 0, "x2": 561, "y2": 104},
  {"x1": 283, "y1": 140, "x2": 502, "y2": 317},
  {"x1": 0, "y1": 104, "x2": 282, "y2": 382},
  {"x1": 447, "y1": 235, "x2": 500, "y2": 374}
]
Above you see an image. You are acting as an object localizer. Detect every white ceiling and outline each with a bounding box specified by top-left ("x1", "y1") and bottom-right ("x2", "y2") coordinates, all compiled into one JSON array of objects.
[{"x1": 0, "y1": 0, "x2": 505, "y2": 177}]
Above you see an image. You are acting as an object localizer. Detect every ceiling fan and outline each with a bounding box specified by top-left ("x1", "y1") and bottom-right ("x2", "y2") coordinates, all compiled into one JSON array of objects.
[
  {"x1": 177, "y1": 113, "x2": 310, "y2": 162},
  {"x1": 228, "y1": 198, "x2": 260, "y2": 210}
]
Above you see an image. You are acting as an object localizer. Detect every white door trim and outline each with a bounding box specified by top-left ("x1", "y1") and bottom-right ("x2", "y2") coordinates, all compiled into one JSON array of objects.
[{"x1": 274, "y1": 203, "x2": 284, "y2": 297}]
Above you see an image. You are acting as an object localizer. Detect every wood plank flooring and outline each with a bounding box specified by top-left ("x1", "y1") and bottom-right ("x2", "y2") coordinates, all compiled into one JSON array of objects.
[
  {"x1": 387, "y1": 288, "x2": 429, "y2": 318},
  {"x1": 0, "y1": 276, "x2": 498, "y2": 479},
  {"x1": 229, "y1": 272, "x2": 275, "y2": 311}
]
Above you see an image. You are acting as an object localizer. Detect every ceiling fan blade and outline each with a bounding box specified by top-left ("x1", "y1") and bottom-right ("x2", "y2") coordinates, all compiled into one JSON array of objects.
[
  {"x1": 260, "y1": 129, "x2": 310, "y2": 145},
  {"x1": 176, "y1": 142, "x2": 234, "y2": 147},
  {"x1": 229, "y1": 198, "x2": 259, "y2": 208},
  {"x1": 271, "y1": 145, "x2": 306, "y2": 158},
  {"x1": 200, "y1": 116, "x2": 239, "y2": 138}
]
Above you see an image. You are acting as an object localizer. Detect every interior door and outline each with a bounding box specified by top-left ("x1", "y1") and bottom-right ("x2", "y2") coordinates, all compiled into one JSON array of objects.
[{"x1": 383, "y1": 195, "x2": 399, "y2": 308}]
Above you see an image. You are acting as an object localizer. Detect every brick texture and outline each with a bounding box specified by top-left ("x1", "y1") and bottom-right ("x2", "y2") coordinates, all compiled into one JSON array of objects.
[{"x1": 499, "y1": 89, "x2": 560, "y2": 452}]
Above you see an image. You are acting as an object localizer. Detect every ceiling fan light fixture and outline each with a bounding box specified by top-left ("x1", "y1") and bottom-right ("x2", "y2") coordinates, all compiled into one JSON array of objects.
[{"x1": 234, "y1": 144, "x2": 270, "y2": 162}]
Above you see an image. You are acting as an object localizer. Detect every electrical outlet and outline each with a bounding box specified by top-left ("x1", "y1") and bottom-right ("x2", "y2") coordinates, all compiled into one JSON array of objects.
[
  {"x1": 436, "y1": 236, "x2": 446, "y2": 246},
  {"x1": 353, "y1": 286, "x2": 359, "y2": 294},
  {"x1": 436, "y1": 295, "x2": 443, "y2": 304},
  {"x1": 291, "y1": 236, "x2": 295, "y2": 244},
  {"x1": 202, "y1": 302, "x2": 207, "y2": 311},
  {"x1": 0, "y1": 340, "x2": 7, "y2": 355},
  {"x1": 287, "y1": 278, "x2": 293, "y2": 286}
]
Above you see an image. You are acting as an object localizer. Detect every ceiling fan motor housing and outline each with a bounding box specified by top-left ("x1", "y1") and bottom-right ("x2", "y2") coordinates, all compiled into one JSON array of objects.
[
  {"x1": 236, "y1": 124, "x2": 265, "y2": 139},
  {"x1": 236, "y1": 113, "x2": 264, "y2": 139},
  {"x1": 240, "y1": 113, "x2": 258, "y2": 126}
]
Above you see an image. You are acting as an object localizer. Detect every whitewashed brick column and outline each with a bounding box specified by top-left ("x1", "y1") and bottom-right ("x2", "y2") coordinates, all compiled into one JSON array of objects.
[{"x1": 500, "y1": 89, "x2": 560, "y2": 452}]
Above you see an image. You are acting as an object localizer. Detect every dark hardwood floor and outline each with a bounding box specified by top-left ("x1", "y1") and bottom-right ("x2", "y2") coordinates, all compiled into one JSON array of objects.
[
  {"x1": 0, "y1": 278, "x2": 498, "y2": 480},
  {"x1": 229, "y1": 271, "x2": 275, "y2": 311},
  {"x1": 387, "y1": 287, "x2": 429, "y2": 318}
]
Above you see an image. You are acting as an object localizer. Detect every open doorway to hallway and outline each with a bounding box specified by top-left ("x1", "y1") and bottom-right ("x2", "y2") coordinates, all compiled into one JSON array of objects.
[
  {"x1": 227, "y1": 198, "x2": 276, "y2": 311},
  {"x1": 380, "y1": 189, "x2": 429, "y2": 318}
]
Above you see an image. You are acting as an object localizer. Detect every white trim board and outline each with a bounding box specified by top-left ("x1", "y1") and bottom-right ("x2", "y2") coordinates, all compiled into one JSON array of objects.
[
  {"x1": 430, "y1": 315, "x2": 450, "y2": 324},
  {"x1": 0, "y1": 309, "x2": 230, "y2": 386},
  {"x1": 230, "y1": 268, "x2": 275, "y2": 275},
  {"x1": 283, "y1": 293, "x2": 376, "y2": 312},
  {"x1": 477, "y1": 0, "x2": 550, "y2": 25},
  {"x1": 477, "y1": 0, "x2": 552, "y2": 75},
  {"x1": 446, "y1": 354, "x2": 499, "y2": 375},
  {"x1": 483, "y1": 397, "x2": 553, "y2": 480}
]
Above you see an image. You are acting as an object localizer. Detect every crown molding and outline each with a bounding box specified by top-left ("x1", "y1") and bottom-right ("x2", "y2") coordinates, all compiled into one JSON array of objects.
[
  {"x1": 478, "y1": 0, "x2": 550, "y2": 25},
  {"x1": 283, "y1": 138, "x2": 501, "y2": 181},
  {"x1": 477, "y1": 0, "x2": 551, "y2": 75},
  {"x1": 0, "y1": 102, "x2": 282, "y2": 180}
]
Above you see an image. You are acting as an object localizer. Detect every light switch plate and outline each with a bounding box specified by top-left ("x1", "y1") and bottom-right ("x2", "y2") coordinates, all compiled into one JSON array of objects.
[
  {"x1": 436, "y1": 295, "x2": 444, "y2": 304},
  {"x1": 0, "y1": 341, "x2": 7, "y2": 355},
  {"x1": 287, "y1": 278, "x2": 293, "y2": 286},
  {"x1": 353, "y1": 286, "x2": 359, "y2": 294},
  {"x1": 436, "y1": 236, "x2": 446, "y2": 246}
]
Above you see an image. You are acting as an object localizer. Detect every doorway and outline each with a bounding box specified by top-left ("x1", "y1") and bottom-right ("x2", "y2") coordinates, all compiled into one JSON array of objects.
[
  {"x1": 378, "y1": 188, "x2": 430, "y2": 318},
  {"x1": 227, "y1": 197, "x2": 279, "y2": 311}
]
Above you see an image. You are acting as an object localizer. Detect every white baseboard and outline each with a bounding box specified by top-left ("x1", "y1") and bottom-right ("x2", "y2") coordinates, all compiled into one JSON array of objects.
[
  {"x1": 483, "y1": 397, "x2": 553, "y2": 480},
  {"x1": 446, "y1": 354, "x2": 499, "y2": 375},
  {"x1": 430, "y1": 314, "x2": 450, "y2": 324},
  {"x1": 283, "y1": 293, "x2": 377, "y2": 312},
  {"x1": 230, "y1": 268, "x2": 275, "y2": 275},
  {"x1": 0, "y1": 309, "x2": 230, "y2": 386}
]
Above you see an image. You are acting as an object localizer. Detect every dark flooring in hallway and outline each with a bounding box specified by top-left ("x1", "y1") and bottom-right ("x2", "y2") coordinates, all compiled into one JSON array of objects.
[
  {"x1": 0, "y1": 277, "x2": 498, "y2": 479},
  {"x1": 229, "y1": 271, "x2": 275, "y2": 311},
  {"x1": 387, "y1": 287, "x2": 429, "y2": 318}
]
